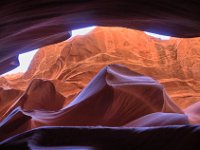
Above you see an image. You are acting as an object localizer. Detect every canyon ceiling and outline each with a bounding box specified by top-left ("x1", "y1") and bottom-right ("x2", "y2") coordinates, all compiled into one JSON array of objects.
[{"x1": 0, "y1": 0, "x2": 200, "y2": 74}]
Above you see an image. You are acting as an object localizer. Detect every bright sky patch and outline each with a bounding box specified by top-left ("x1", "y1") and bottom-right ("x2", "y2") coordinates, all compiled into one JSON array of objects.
[{"x1": 1, "y1": 26, "x2": 170, "y2": 75}]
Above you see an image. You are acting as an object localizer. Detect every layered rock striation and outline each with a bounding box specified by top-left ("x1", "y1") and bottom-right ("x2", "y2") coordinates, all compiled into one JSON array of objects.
[
  {"x1": 2, "y1": 27, "x2": 200, "y2": 108},
  {"x1": 1, "y1": 27, "x2": 200, "y2": 143}
]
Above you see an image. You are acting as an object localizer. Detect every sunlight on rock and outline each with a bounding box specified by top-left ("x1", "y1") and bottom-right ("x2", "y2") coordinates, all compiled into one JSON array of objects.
[
  {"x1": 2, "y1": 26, "x2": 170, "y2": 76},
  {"x1": 2, "y1": 26, "x2": 97, "y2": 76}
]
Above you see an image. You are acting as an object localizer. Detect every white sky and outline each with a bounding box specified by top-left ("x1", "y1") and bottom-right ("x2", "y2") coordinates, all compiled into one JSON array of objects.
[
  {"x1": 1, "y1": 26, "x2": 170, "y2": 76},
  {"x1": 72, "y1": 26, "x2": 96, "y2": 37},
  {"x1": 144, "y1": 31, "x2": 171, "y2": 40},
  {"x1": 1, "y1": 50, "x2": 38, "y2": 76}
]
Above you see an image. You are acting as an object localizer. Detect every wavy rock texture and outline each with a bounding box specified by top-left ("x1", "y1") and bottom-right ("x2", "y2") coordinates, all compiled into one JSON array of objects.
[
  {"x1": 1, "y1": 27, "x2": 200, "y2": 147},
  {"x1": 2, "y1": 27, "x2": 200, "y2": 108},
  {"x1": 0, "y1": 64, "x2": 188, "y2": 141},
  {"x1": 1, "y1": 0, "x2": 200, "y2": 73}
]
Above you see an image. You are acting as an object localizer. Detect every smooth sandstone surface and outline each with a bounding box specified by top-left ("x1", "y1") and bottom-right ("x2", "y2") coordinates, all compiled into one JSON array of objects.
[
  {"x1": 1, "y1": 27, "x2": 200, "y2": 108},
  {"x1": 0, "y1": 64, "x2": 188, "y2": 141},
  {"x1": 1, "y1": 27, "x2": 200, "y2": 147}
]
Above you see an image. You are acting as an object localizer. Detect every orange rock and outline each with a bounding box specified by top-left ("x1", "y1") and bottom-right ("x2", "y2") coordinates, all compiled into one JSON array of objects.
[
  {"x1": 0, "y1": 64, "x2": 186, "y2": 141},
  {"x1": 1, "y1": 26, "x2": 200, "y2": 109}
]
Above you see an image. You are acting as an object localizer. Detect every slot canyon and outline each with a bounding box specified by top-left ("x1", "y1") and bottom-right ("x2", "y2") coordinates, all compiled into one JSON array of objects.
[{"x1": 1, "y1": 1, "x2": 200, "y2": 149}]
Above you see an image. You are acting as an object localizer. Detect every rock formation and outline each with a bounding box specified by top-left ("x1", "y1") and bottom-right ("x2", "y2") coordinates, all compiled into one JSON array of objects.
[
  {"x1": 1, "y1": 27, "x2": 200, "y2": 148},
  {"x1": 0, "y1": 64, "x2": 188, "y2": 141},
  {"x1": 1, "y1": 1, "x2": 200, "y2": 74},
  {"x1": 2, "y1": 26, "x2": 200, "y2": 109}
]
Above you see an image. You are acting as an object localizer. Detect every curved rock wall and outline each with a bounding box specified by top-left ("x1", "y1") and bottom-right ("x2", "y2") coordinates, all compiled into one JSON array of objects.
[{"x1": 1, "y1": 26, "x2": 200, "y2": 109}]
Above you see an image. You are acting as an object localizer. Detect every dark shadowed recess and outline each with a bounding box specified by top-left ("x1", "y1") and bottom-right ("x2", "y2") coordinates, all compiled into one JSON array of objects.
[
  {"x1": 1, "y1": 125, "x2": 200, "y2": 150},
  {"x1": 0, "y1": 0, "x2": 200, "y2": 73}
]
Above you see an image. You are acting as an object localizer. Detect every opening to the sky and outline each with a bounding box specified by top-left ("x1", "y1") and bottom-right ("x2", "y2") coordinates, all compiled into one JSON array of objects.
[
  {"x1": 144, "y1": 31, "x2": 171, "y2": 40},
  {"x1": 1, "y1": 50, "x2": 38, "y2": 76},
  {"x1": 71, "y1": 26, "x2": 96, "y2": 37},
  {"x1": 1, "y1": 26, "x2": 170, "y2": 76}
]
